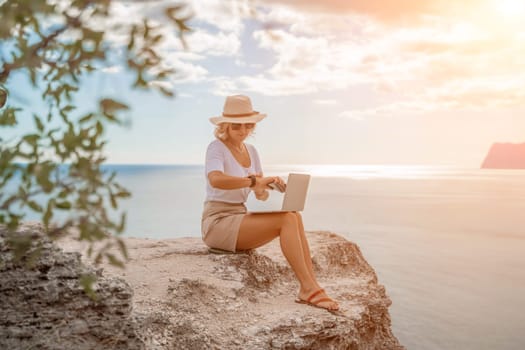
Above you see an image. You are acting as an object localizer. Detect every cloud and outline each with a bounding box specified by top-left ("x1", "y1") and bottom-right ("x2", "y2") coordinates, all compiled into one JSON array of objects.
[
  {"x1": 184, "y1": 30, "x2": 241, "y2": 56},
  {"x1": 188, "y1": 0, "x2": 247, "y2": 33},
  {"x1": 216, "y1": 1, "x2": 525, "y2": 113},
  {"x1": 82, "y1": 0, "x2": 246, "y2": 87},
  {"x1": 226, "y1": 28, "x2": 365, "y2": 95},
  {"x1": 160, "y1": 54, "x2": 209, "y2": 83},
  {"x1": 339, "y1": 74, "x2": 525, "y2": 120},
  {"x1": 314, "y1": 99, "x2": 338, "y2": 105},
  {"x1": 47, "y1": 0, "x2": 523, "y2": 113},
  {"x1": 266, "y1": 0, "x2": 483, "y2": 24},
  {"x1": 211, "y1": 77, "x2": 240, "y2": 96},
  {"x1": 339, "y1": 100, "x2": 440, "y2": 121},
  {"x1": 101, "y1": 66, "x2": 122, "y2": 74}
]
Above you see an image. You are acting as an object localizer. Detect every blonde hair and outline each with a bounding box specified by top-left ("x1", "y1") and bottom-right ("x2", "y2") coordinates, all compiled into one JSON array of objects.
[
  {"x1": 214, "y1": 123, "x2": 256, "y2": 141},
  {"x1": 214, "y1": 123, "x2": 229, "y2": 141}
]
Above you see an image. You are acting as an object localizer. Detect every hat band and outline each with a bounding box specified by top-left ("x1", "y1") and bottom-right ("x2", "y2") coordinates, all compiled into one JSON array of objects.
[{"x1": 222, "y1": 111, "x2": 259, "y2": 118}]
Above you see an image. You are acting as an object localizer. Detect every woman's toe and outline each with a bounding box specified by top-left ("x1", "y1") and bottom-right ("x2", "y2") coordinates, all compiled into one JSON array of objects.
[{"x1": 315, "y1": 295, "x2": 339, "y2": 311}]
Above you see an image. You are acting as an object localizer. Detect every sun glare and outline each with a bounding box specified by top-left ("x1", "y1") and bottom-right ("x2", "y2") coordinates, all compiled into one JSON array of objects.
[{"x1": 494, "y1": 0, "x2": 525, "y2": 18}]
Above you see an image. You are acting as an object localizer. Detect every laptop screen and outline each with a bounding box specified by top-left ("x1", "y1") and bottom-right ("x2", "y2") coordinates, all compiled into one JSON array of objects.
[{"x1": 281, "y1": 173, "x2": 310, "y2": 211}]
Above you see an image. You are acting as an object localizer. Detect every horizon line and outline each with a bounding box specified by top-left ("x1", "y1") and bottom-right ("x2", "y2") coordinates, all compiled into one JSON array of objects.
[{"x1": 13, "y1": 161, "x2": 479, "y2": 167}]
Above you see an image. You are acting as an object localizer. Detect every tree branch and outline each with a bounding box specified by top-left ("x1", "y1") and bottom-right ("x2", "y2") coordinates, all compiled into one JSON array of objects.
[{"x1": 0, "y1": 14, "x2": 81, "y2": 83}]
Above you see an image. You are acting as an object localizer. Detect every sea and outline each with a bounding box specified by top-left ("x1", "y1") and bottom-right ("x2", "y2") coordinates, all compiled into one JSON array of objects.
[{"x1": 10, "y1": 164, "x2": 525, "y2": 350}]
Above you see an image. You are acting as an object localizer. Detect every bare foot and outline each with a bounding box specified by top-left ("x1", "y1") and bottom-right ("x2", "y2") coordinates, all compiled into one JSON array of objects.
[{"x1": 296, "y1": 289, "x2": 339, "y2": 311}]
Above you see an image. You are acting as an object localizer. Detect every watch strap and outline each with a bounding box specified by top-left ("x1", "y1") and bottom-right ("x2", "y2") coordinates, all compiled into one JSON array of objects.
[{"x1": 248, "y1": 175, "x2": 256, "y2": 188}]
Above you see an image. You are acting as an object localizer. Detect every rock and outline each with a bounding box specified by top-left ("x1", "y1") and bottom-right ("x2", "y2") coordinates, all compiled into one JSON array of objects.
[
  {"x1": 0, "y1": 222, "x2": 142, "y2": 350},
  {"x1": 1, "y1": 222, "x2": 404, "y2": 349},
  {"x1": 481, "y1": 142, "x2": 525, "y2": 169}
]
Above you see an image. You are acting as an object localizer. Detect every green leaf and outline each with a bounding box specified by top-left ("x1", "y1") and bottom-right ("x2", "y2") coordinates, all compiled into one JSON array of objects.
[
  {"x1": 79, "y1": 113, "x2": 94, "y2": 124},
  {"x1": 7, "y1": 214, "x2": 21, "y2": 232},
  {"x1": 23, "y1": 134, "x2": 40, "y2": 146},
  {"x1": 94, "y1": 251, "x2": 103, "y2": 265},
  {"x1": 134, "y1": 74, "x2": 147, "y2": 88},
  {"x1": 47, "y1": 127, "x2": 60, "y2": 137},
  {"x1": 95, "y1": 121, "x2": 103, "y2": 135},
  {"x1": 29, "y1": 68, "x2": 37, "y2": 86},
  {"x1": 158, "y1": 86, "x2": 174, "y2": 97},
  {"x1": 118, "y1": 212, "x2": 127, "y2": 234},
  {"x1": 100, "y1": 98, "x2": 129, "y2": 113},
  {"x1": 0, "y1": 87, "x2": 8, "y2": 106},
  {"x1": 43, "y1": 201, "x2": 54, "y2": 226},
  {"x1": 143, "y1": 18, "x2": 150, "y2": 39},
  {"x1": 127, "y1": 25, "x2": 137, "y2": 50},
  {"x1": 82, "y1": 28, "x2": 104, "y2": 44},
  {"x1": 117, "y1": 237, "x2": 128, "y2": 259},
  {"x1": 28, "y1": 200, "x2": 44, "y2": 213},
  {"x1": 0, "y1": 171, "x2": 14, "y2": 187},
  {"x1": 165, "y1": 5, "x2": 187, "y2": 21},
  {"x1": 36, "y1": 164, "x2": 54, "y2": 193},
  {"x1": 8, "y1": 231, "x2": 31, "y2": 261},
  {"x1": 156, "y1": 68, "x2": 175, "y2": 79},
  {"x1": 33, "y1": 114, "x2": 45, "y2": 133},
  {"x1": 55, "y1": 201, "x2": 71, "y2": 210},
  {"x1": 108, "y1": 171, "x2": 117, "y2": 182},
  {"x1": 114, "y1": 190, "x2": 131, "y2": 198},
  {"x1": 79, "y1": 274, "x2": 98, "y2": 301},
  {"x1": 106, "y1": 253, "x2": 125, "y2": 268},
  {"x1": 109, "y1": 193, "x2": 117, "y2": 209},
  {"x1": 61, "y1": 105, "x2": 75, "y2": 114},
  {"x1": 59, "y1": 105, "x2": 75, "y2": 121},
  {"x1": 151, "y1": 34, "x2": 163, "y2": 44},
  {"x1": 175, "y1": 18, "x2": 192, "y2": 33},
  {"x1": 0, "y1": 107, "x2": 20, "y2": 127}
]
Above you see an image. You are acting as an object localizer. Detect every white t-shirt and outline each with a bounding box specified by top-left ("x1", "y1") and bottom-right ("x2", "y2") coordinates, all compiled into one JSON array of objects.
[{"x1": 205, "y1": 139, "x2": 263, "y2": 203}]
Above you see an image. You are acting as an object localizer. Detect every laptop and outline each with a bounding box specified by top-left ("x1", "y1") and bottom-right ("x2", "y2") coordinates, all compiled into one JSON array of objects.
[{"x1": 249, "y1": 173, "x2": 311, "y2": 213}]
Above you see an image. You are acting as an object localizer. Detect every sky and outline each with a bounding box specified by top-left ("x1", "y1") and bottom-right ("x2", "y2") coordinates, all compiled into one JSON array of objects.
[{"x1": 4, "y1": 0, "x2": 525, "y2": 166}]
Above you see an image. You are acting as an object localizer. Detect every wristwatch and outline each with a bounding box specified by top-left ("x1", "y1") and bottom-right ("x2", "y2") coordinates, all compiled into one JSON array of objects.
[{"x1": 248, "y1": 175, "x2": 256, "y2": 188}]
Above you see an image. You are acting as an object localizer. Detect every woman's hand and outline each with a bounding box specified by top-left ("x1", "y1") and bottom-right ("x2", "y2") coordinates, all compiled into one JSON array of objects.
[
  {"x1": 254, "y1": 189, "x2": 269, "y2": 201},
  {"x1": 252, "y1": 175, "x2": 274, "y2": 201},
  {"x1": 269, "y1": 176, "x2": 286, "y2": 191}
]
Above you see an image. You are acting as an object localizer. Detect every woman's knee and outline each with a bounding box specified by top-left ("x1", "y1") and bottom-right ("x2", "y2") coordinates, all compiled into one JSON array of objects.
[
  {"x1": 279, "y1": 212, "x2": 299, "y2": 232},
  {"x1": 282, "y1": 212, "x2": 298, "y2": 223},
  {"x1": 293, "y1": 212, "x2": 303, "y2": 222}
]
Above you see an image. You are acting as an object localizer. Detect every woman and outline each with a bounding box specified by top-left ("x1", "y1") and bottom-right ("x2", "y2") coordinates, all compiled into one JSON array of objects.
[{"x1": 202, "y1": 95, "x2": 339, "y2": 312}]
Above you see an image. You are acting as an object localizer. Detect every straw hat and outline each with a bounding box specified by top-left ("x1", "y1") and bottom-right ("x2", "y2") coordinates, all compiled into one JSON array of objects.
[{"x1": 209, "y1": 95, "x2": 266, "y2": 125}]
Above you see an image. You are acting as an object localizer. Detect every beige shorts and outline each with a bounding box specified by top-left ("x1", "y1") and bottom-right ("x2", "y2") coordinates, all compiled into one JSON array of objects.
[{"x1": 201, "y1": 201, "x2": 247, "y2": 252}]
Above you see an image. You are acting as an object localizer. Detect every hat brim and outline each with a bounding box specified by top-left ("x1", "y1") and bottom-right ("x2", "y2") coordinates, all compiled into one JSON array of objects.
[{"x1": 209, "y1": 113, "x2": 266, "y2": 125}]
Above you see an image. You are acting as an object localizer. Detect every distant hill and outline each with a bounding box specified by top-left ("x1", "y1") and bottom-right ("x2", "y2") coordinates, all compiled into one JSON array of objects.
[{"x1": 481, "y1": 142, "x2": 525, "y2": 169}]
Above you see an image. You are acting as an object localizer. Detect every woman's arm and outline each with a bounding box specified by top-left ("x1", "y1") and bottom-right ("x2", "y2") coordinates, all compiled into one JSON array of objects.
[
  {"x1": 208, "y1": 171, "x2": 274, "y2": 200},
  {"x1": 208, "y1": 171, "x2": 252, "y2": 190},
  {"x1": 251, "y1": 173, "x2": 268, "y2": 201}
]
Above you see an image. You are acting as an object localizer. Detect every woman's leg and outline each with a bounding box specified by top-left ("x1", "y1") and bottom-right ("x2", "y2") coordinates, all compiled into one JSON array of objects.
[
  {"x1": 292, "y1": 212, "x2": 338, "y2": 309},
  {"x1": 293, "y1": 212, "x2": 316, "y2": 279},
  {"x1": 236, "y1": 212, "x2": 338, "y2": 310},
  {"x1": 237, "y1": 212, "x2": 318, "y2": 292}
]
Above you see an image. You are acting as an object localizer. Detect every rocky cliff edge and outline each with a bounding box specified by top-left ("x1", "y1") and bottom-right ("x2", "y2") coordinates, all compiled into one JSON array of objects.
[
  {"x1": 481, "y1": 142, "x2": 525, "y2": 169},
  {"x1": 1, "y1": 222, "x2": 404, "y2": 349}
]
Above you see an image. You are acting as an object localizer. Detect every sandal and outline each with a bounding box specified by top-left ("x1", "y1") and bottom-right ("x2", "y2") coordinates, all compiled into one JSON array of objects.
[{"x1": 295, "y1": 289, "x2": 340, "y2": 312}]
